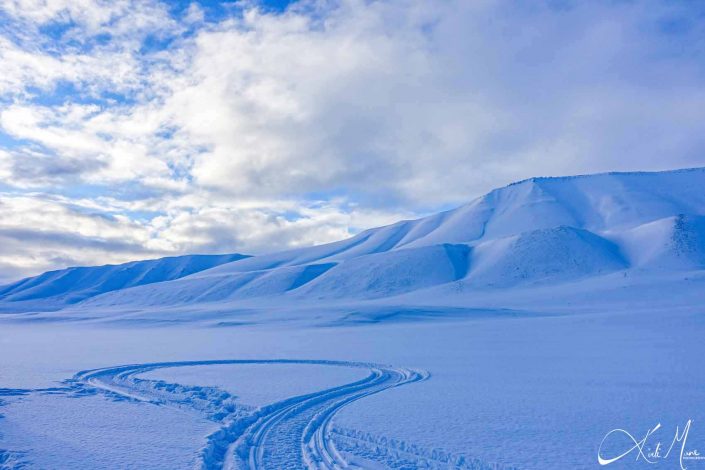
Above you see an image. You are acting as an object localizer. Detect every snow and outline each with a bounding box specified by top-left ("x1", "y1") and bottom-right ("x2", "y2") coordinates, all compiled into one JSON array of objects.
[
  {"x1": 1, "y1": 167, "x2": 704, "y2": 469},
  {"x1": 0, "y1": 392, "x2": 217, "y2": 470},
  {"x1": 1, "y1": 306, "x2": 703, "y2": 469},
  {"x1": 0, "y1": 254, "x2": 248, "y2": 312},
  {"x1": 295, "y1": 244, "x2": 471, "y2": 299},
  {"x1": 467, "y1": 226, "x2": 627, "y2": 287},
  {"x1": 136, "y1": 363, "x2": 370, "y2": 406}
]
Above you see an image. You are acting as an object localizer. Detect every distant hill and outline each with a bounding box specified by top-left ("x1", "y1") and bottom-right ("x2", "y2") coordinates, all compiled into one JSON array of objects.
[{"x1": 0, "y1": 253, "x2": 249, "y2": 311}]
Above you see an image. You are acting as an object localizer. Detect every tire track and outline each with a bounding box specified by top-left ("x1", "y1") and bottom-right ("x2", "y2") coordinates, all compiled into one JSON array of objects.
[{"x1": 71, "y1": 359, "x2": 428, "y2": 470}]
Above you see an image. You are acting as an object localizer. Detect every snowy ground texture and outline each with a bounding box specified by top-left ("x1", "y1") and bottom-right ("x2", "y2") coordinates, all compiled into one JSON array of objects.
[{"x1": 1, "y1": 168, "x2": 705, "y2": 469}]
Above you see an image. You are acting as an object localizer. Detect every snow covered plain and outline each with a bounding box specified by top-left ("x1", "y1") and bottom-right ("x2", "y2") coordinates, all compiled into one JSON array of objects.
[{"x1": 1, "y1": 168, "x2": 705, "y2": 469}]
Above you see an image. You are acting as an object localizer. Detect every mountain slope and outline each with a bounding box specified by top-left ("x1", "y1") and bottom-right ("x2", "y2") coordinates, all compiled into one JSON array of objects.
[
  {"x1": 0, "y1": 253, "x2": 249, "y2": 310},
  {"x1": 613, "y1": 214, "x2": 705, "y2": 270},
  {"x1": 466, "y1": 226, "x2": 628, "y2": 288}
]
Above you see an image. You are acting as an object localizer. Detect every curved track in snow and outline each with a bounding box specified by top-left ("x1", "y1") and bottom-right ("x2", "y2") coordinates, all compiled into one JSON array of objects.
[{"x1": 72, "y1": 359, "x2": 428, "y2": 470}]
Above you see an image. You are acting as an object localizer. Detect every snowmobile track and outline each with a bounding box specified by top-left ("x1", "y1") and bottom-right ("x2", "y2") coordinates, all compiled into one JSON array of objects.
[{"x1": 72, "y1": 359, "x2": 428, "y2": 470}]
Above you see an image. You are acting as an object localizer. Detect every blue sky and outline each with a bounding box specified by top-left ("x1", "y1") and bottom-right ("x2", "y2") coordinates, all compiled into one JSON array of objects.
[{"x1": 0, "y1": 0, "x2": 705, "y2": 282}]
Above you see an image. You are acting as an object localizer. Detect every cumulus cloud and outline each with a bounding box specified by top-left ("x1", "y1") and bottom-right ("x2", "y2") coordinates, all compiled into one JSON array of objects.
[
  {"x1": 164, "y1": 0, "x2": 705, "y2": 204},
  {"x1": 0, "y1": 192, "x2": 153, "y2": 282},
  {"x1": 1, "y1": 0, "x2": 705, "y2": 281}
]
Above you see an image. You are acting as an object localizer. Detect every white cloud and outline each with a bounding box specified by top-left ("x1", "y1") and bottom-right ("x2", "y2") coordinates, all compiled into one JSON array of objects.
[
  {"x1": 0, "y1": 103, "x2": 173, "y2": 185},
  {"x1": 0, "y1": 0, "x2": 175, "y2": 39},
  {"x1": 0, "y1": 191, "x2": 409, "y2": 283},
  {"x1": 155, "y1": 0, "x2": 705, "y2": 205},
  {"x1": 1, "y1": 0, "x2": 705, "y2": 281},
  {"x1": 0, "y1": 192, "x2": 153, "y2": 282}
]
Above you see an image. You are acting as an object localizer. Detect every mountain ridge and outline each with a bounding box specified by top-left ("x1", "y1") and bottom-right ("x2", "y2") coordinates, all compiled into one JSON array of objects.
[
  {"x1": 0, "y1": 253, "x2": 249, "y2": 311},
  {"x1": 2, "y1": 167, "x2": 705, "y2": 316}
]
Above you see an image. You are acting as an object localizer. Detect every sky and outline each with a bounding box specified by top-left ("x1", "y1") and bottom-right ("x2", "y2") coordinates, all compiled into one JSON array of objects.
[{"x1": 1, "y1": 0, "x2": 705, "y2": 282}]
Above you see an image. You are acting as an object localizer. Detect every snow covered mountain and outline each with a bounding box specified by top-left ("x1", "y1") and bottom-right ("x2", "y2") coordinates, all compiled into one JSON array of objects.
[
  {"x1": 2, "y1": 167, "x2": 704, "y2": 315},
  {"x1": 0, "y1": 253, "x2": 248, "y2": 311}
]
